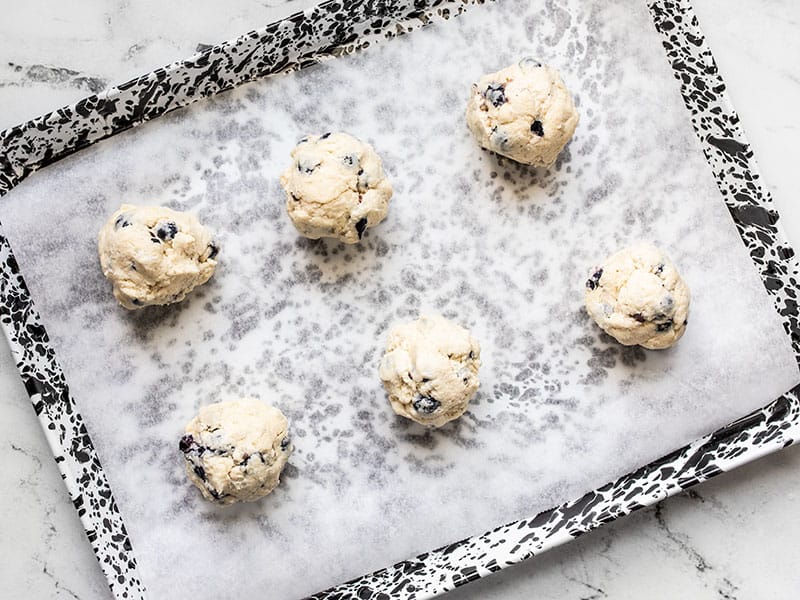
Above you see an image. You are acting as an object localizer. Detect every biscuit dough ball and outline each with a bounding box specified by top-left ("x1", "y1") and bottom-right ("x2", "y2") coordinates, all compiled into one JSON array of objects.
[
  {"x1": 98, "y1": 204, "x2": 218, "y2": 309},
  {"x1": 379, "y1": 315, "x2": 481, "y2": 427},
  {"x1": 179, "y1": 398, "x2": 292, "y2": 505},
  {"x1": 584, "y1": 243, "x2": 690, "y2": 350},
  {"x1": 280, "y1": 132, "x2": 393, "y2": 243},
  {"x1": 465, "y1": 58, "x2": 579, "y2": 166}
]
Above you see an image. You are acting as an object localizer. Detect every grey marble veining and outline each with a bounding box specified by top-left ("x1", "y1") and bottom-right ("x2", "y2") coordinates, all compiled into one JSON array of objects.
[
  {"x1": 0, "y1": 0, "x2": 308, "y2": 131},
  {"x1": 0, "y1": 0, "x2": 798, "y2": 598}
]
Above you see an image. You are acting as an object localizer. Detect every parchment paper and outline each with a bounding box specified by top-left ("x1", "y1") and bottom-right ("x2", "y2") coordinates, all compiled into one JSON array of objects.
[{"x1": 1, "y1": 0, "x2": 797, "y2": 597}]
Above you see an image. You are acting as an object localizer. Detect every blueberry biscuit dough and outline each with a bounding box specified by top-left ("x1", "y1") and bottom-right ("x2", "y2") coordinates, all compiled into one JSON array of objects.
[
  {"x1": 280, "y1": 132, "x2": 393, "y2": 243},
  {"x1": 98, "y1": 204, "x2": 218, "y2": 309},
  {"x1": 585, "y1": 243, "x2": 690, "y2": 350},
  {"x1": 180, "y1": 398, "x2": 292, "y2": 505},
  {"x1": 379, "y1": 315, "x2": 481, "y2": 427},
  {"x1": 465, "y1": 58, "x2": 579, "y2": 167}
]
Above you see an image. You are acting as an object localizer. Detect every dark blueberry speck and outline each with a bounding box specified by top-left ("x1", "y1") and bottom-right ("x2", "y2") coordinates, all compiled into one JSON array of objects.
[
  {"x1": 114, "y1": 214, "x2": 132, "y2": 230},
  {"x1": 355, "y1": 217, "x2": 368, "y2": 239},
  {"x1": 320, "y1": 132, "x2": 332, "y2": 139},
  {"x1": 131, "y1": 298, "x2": 143, "y2": 306},
  {"x1": 193, "y1": 465, "x2": 207, "y2": 481},
  {"x1": 530, "y1": 120, "x2": 545, "y2": 137},
  {"x1": 413, "y1": 396, "x2": 441, "y2": 415},
  {"x1": 490, "y1": 126, "x2": 510, "y2": 150},
  {"x1": 655, "y1": 263, "x2": 665, "y2": 275},
  {"x1": 586, "y1": 268, "x2": 603, "y2": 290},
  {"x1": 179, "y1": 434, "x2": 196, "y2": 453},
  {"x1": 519, "y1": 57, "x2": 543, "y2": 69},
  {"x1": 206, "y1": 242, "x2": 219, "y2": 260},
  {"x1": 280, "y1": 437, "x2": 291, "y2": 451},
  {"x1": 656, "y1": 321, "x2": 673, "y2": 332},
  {"x1": 484, "y1": 83, "x2": 506, "y2": 107},
  {"x1": 342, "y1": 154, "x2": 358, "y2": 167},
  {"x1": 357, "y1": 170, "x2": 370, "y2": 190},
  {"x1": 631, "y1": 313, "x2": 646, "y2": 323},
  {"x1": 156, "y1": 221, "x2": 178, "y2": 242}
]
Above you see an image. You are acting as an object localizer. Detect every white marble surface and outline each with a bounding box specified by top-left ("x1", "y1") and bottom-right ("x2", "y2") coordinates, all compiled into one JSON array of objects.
[{"x1": 0, "y1": 0, "x2": 799, "y2": 598}]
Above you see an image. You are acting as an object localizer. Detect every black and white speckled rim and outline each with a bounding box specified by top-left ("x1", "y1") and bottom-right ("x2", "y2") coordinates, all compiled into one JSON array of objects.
[{"x1": 0, "y1": 0, "x2": 798, "y2": 598}]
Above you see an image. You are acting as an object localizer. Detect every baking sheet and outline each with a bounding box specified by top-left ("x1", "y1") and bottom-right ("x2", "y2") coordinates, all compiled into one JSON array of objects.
[{"x1": 0, "y1": 0, "x2": 797, "y2": 597}]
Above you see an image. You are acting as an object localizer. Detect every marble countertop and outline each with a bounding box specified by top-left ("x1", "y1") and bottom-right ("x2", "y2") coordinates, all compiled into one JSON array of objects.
[{"x1": 1, "y1": 0, "x2": 799, "y2": 597}]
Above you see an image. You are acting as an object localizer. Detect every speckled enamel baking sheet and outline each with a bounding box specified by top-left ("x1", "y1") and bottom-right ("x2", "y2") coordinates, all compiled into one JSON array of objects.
[{"x1": 0, "y1": 0, "x2": 798, "y2": 598}]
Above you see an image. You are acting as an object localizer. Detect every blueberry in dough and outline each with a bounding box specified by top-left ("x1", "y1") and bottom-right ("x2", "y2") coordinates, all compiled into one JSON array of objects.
[
  {"x1": 466, "y1": 59, "x2": 579, "y2": 167},
  {"x1": 379, "y1": 315, "x2": 481, "y2": 427},
  {"x1": 155, "y1": 221, "x2": 178, "y2": 241},
  {"x1": 519, "y1": 57, "x2": 543, "y2": 69},
  {"x1": 180, "y1": 398, "x2": 292, "y2": 505},
  {"x1": 484, "y1": 82, "x2": 506, "y2": 107},
  {"x1": 114, "y1": 214, "x2": 132, "y2": 230},
  {"x1": 205, "y1": 242, "x2": 220, "y2": 260},
  {"x1": 412, "y1": 396, "x2": 441, "y2": 415},
  {"x1": 280, "y1": 132, "x2": 393, "y2": 244},
  {"x1": 98, "y1": 204, "x2": 218, "y2": 310},
  {"x1": 586, "y1": 268, "x2": 603, "y2": 290},
  {"x1": 179, "y1": 434, "x2": 196, "y2": 453},
  {"x1": 584, "y1": 243, "x2": 690, "y2": 349},
  {"x1": 490, "y1": 127, "x2": 510, "y2": 151},
  {"x1": 355, "y1": 217, "x2": 368, "y2": 240}
]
